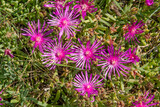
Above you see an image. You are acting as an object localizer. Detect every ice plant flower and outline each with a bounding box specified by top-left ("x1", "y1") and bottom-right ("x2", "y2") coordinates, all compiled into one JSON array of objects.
[
  {"x1": 74, "y1": 0, "x2": 97, "y2": 19},
  {"x1": 4, "y1": 49, "x2": 14, "y2": 58},
  {"x1": 71, "y1": 38, "x2": 105, "y2": 70},
  {"x1": 98, "y1": 45, "x2": 130, "y2": 79},
  {"x1": 44, "y1": 0, "x2": 73, "y2": 9},
  {"x1": 21, "y1": 19, "x2": 53, "y2": 53},
  {"x1": 125, "y1": 48, "x2": 140, "y2": 64},
  {"x1": 41, "y1": 37, "x2": 73, "y2": 70},
  {"x1": 124, "y1": 20, "x2": 144, "y2": 44},
  {"x1": 0, "y1": 90, "x2": 3, "y2": 105},
  {"x1": 145, "y1": 0, "x2": 154, "y2": 6},
  {"x1": 132, "y1": 92, "x2": 158, "y2": 107},
  {"x1": 48, "y1": 6, "x2": 81, "y2": 39},
  {"x1": 73, "y1": 71, "x2": 103, "y2": 102}
]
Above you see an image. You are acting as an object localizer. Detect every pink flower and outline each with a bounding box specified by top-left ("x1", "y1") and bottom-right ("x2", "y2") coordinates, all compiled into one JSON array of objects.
[
  {"x1": 71, "y1": 38, "x2": 105, "y2": 70},
  {"x1": 73, "y1": 71, "x2": 103, "y2": 102},
  {"x1": 98, "y1": 45, "x2": 130, "y2": 79},
  {"x1": 0, "y1": 90, "x2": 3, "y2": 105},
  {"x1": 44, "y1": 0, "x2": 73, "y2": 9},
  {"x1": 21, "y1": 20, "x2": 53, "y2": 53},
  {"x1": 132, "y1": 92, "x2": 158, "y2": 107},
  {"x1": 4, "y1": 49, "x2": 14, "y2": 58},
  {"x1": 125, "y1": 48, "x2": 140, "y2": 64},
  {"x1": 124, "y1": 20, "x2": 144, "y2": 44},
  {"x1": 41, "y1": 37, "x2": 73, "y2": 70},
  {"x1": 48, "y1": 5, "x2": 81, "y2": 39},
  {"x1": 74, "y1": 0, "x2": 97, "y2": 19},
  {"x1": 145, "y1": 0, "x2": 154, "y2": 6}
]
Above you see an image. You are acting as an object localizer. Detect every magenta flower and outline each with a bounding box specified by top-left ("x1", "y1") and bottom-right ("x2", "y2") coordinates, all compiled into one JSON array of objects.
[
  {"x1": 132, "y1": 92, "x2": 158, "y2": 107},
  {"x1": 4, "y1": 49, "x2": 14, "y2": 58},
  {"x1": 44, "y1": 0, "x2": 73, "y2": 9},
  {"x1": 74, "y1": 0, "x2": 97, "y2": 19},
  {"x1": 145, "y1": 0, "x2": 154, "y2": 6},
  {"x1": 48, "y1": 6, "x2": 81, "y2": 39},
  {"x1": 125, "y1": 48, "x2": 140, "y2": 64},
  {"x1": 71, "y1": 38, "x2": 104, "y2": 70},
  {"x1": 98, "y1": 45, "x2": 130, "y2": 79},
  {"x1": 124, "y1": 20, "x2": 144, "y2": 44},
  {"x1": 0, "y1": 90, "x2": 3, "y2": 105},
  {"x1": 41, "y1": 37, "x2": 73, "y2": 70},
  {"x1": 21, "y1": 19, "x2": 53, "y2": 53},
  {"x1": 73, "y1": 71, "x2": 103, "y2": 102}
]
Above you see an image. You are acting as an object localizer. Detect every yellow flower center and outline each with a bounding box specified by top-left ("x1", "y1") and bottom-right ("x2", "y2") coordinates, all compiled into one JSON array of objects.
[
  {"x1": 131, "y1": 27, "x2": 136, "y2": 34},
  {"x1": 36, "y1": 37, "x2": 41, "y2": 43},
  {"x1": 63, "y1": 20, "x2": 67, "y2": 25},
  {"x1": 87, "y1": 85, "x2": 91, "y2": 89},
  {"x1": 110, "y1": 59, "x2": 117, "y2": 65},
  {"x1": 82, "y1": 4, "x2": 88, "y2": 11},
  {"x1": 85, "y1": 50, "x2": 92, "y2": 57}
]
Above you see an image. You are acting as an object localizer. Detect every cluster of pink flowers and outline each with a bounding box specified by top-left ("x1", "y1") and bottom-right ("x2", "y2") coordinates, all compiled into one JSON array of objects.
[
  {"x1": 17, "y1": 0, "x2": 159, "y2": 105},
  {"x1": 21, "y1": 1, "x2": 104, "y2": 102}
]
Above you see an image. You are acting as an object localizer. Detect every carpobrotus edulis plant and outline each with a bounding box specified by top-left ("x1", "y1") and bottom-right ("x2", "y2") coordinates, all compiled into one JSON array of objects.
[
  {"x1": 73, "y1": 71, "x2": 104, "y2": 102},
  {"x1": 48, "y1": 5, "x2": 81, "y2": 39},
  {"x1": 98, "y1": 45, "x2": 131, "y2": 79},
  {"x1": 71, "y1": 38, "x2": 105, "y2": 70},
  {"x1": 125, "y1": 48, "x2": 140, "y2": 64},
  {"x1": 41, "y1": 37, "x2": 73, "y2": 70},
  {"x1": 21, "y1": 19, "x2": 53, "y2": 53},
  {"x1": 124, "y1": 20, "x2": 144, "y2": 44}
]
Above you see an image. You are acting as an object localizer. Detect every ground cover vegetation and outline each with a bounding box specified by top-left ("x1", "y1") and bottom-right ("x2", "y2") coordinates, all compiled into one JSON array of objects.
[{"x1": 0, "y1": 0, "x2": 160, "y2": 106}]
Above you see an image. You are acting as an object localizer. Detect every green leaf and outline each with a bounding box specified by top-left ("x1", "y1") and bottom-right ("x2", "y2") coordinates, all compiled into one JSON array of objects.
[
  {"x1": 120, "y1": 76, "x2": 124, "y2": 92},
  {"x1": 88, "y1": 16, "x2": 94, "y2": 23},
  {"x1": 70, "y1": 97, "x2": 76, "y2": 104},
  {"x1": 26, "y1": 97, "x2": 52, "y2": 107},
  {"x1": 128, "y1": 79, "x2": 139, "y2": 83},
  {"x1": 141, "y1": 63, "x2": 149, "y2": 69},
  {"x1": 98, "y1": 101, "x2": 106, "y2": 107},
  {"x1": 99, "y1": 19, "x2": 111, "y2": 27},
  {"x1": 53, "y1": 90, "x2": 61, "y2": 103},
  {"x1": 10, "y1": 99, "x2": 19, "y2": 103},
  {"x1": 149, "y1": 6, "x2": 160, "y2": 18},
  {"x1": 104, "y1": 13, "x2": 116, "y2": 21},
  {"x1": 97, "y1": 25, "x2": 106, "y2": 31}
]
